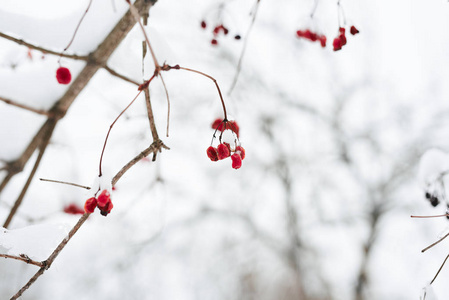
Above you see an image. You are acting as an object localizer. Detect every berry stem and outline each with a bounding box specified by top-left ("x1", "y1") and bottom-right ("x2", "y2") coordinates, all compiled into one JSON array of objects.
[
  {"x1": 177, "y1": 66, "x2": 228, "y2": 120},
  {"x1": 58, "y1": 0, "x2": 93, "y2": 63},
  {"x1": 431, "y1": 254, "x2": 449, "y2": 285},
  {"x1": 422, "y1": 231, "x2": 449, "y2": 253}
]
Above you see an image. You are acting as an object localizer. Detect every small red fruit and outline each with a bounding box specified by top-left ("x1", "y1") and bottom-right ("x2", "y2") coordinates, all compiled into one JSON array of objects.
[
  {"x1": 339, "y1": 27, "x2": 346, "y2": 34},
  {"x1": 56, "y1": 67, "x2": 72, "y2": 84},
  {"x1": 231, "y1": 153, "x2": 242, "y2": 169},
  {"x1": 207, "y1": 146, "x2": 219, "y2": 161},
  {"x1": 235, "y1": 146, "x2": 245, "y2": 160},
  {"x1": 211, "y1": 39, "x2": 218, "y2": 45},
  {"x1": 97, "y1": 189, "x2": 113, "y2": 216},
  {"x1": 201, "y1": 20, "x2": 207, "y2": 29},
  {"x1": 84, "y1": 197, "x2": 97, "y2": 214},
  {"x1": 350, "y1": 26, "x2": 359, "y2": 35},
  {"x1": 333, "y1": 37, "x2": 343, "y2": 51},
  {"x1": 319, "y1": 36, "x2": 327, "y2": 48},
  {"x1": 235, "y1": 35, "x2": 241, "y2": 40},
  {"x1": 217, "y1": 143, "x2": 230, "y2": 160},
  {"x1": 64, "y1": 203, "x2": 84, "y2": 215}
]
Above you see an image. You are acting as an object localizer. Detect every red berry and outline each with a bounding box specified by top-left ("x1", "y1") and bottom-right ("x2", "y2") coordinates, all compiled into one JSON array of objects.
[
  {"x1": 339, "y1": 27, "x2": 345, "y2": 34},
  {"x1": 56, "y1": 67, "x2": 71, "y2": 84},
  {"x1": 97, "y1": 189, "x2": 111, "y2": 207},
  {"x1": 319, "y1": 35, "x2": 327, "y2": 48},
  {"x1": 235, "y1": 35, "x2": 241, "y2": 40},
  {"x1": 213, "y1": 26, "x2": 221, "y2": 35},
  {"x1": 207, "y1": 146, "x2": 219, "y2": 161},
  {"x1": 97, "y1": 189, "x2": 113, "y2": 216},
  {"x1": 211, "y1": 39, "x2": 218, "y2": 45},
  {"x1": 201, "y1": 20, "x2": 207, "y2": 29},
  {"x1": 64, "y1": 203, "x2": 84, "y2": 215},
  {"x1": 223, "y1": 26, "x2": 229, "y2": 35},
  {"x1": 231, "y1": 153, "x2": 242, "y2": 169},
  {"x1": 296, "y1": 30, "x2": 304, "y2": 37},
  {"x1": 211, "y1": 119, "x2": 239, "y2": 137},
  {"x1": 84, "y1": 197, "x2": 97, "y2": 214},
  {"x1": 217, "y1": 143, "x2": 230, "y2": 160},
  {"x1": 212, "y1": 118, "x2": 223, "y2": 130},
  {"x1": 235, "y1": 146, "x2": 245, "y2": 160},
  {"x1": 333, "y1": 37, "x2": 343, "y2": 51},
  {"x1": 350, "y1": 26, "x2": 359, "y2": 35},
  {"x1": 340, "y1": 33, "x2": 347, "y2": 45}
]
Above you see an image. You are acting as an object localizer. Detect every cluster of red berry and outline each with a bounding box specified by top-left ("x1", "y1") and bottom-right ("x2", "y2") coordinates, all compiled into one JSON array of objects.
[
  {"x1": 84, "y1": 189, "x2": 113, "y2": 216},
  {"x1": 333, "y1": 26, "x2": 359, "y2": 51},
  {"x1": 296, "y1": 29, "x2": 327, "y2": 48},
  {"x1": 295, "y1": 25, "x2": 359, "y2": 51},
  {"x1": 207, "y1": 118, "x2": 245, "y2": 169},
  {"x1": 56, "y1": 67, "x2": 72, "y2": 85},
  {"x1": 201, "y1": 21, "x2": 241, "y2": 46}
]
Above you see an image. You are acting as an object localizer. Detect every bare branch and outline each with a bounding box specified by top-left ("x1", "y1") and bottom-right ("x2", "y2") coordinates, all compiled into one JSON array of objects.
[
  {"x1": 430, "y1": 254, "x2": 449, "y2": 285},
  {"x1": 103, "y1": 65, "x2": 140, "y2": 86},
  {"x1": 0, "y1": 96, "x2": 51, "y2": 116},
  {"x1": 39, "y1": 178, "x2": 91, "y2": 190},
  {"x1": 0, "y1": 254, "x2": 44, "y2": 267},
  {"x1": 0, "y1": 32, "x2": 88, "y2": 61}
]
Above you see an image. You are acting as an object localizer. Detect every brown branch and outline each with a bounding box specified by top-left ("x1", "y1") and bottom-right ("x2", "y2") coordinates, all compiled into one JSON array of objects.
[
  {"x1": 59, "y1": 0, "x2": 93, "y2": 59},
  {"x1": 144, "y1": 88, "x2": 159, "y2": 142},
  {"x1": 0, "y1": 96, "x2": 52, "y2": 116},
  {"x1": 177, "y1": 66, "x2": 228, "y2": 120},
  {"x1": 3, "y1": 120, "x2": 56, "y2": 228},
  {"x1": 0, "y1": 32, "x2": 89, "y2": 61},
  {"x1": 431, "y1": 254, "x2": 449, "y2": 285},
  {"x1": 0, "y1": 254, "x2": 44, "y2": 267},
  {"x1": 422, "y1": 232, "x2": 449, "y2": 253},
  {"x1": 39, "y1": 178, "x2": 91, "y2": 190},
  {"x1": 10, "y1": 213, "x2": 90, "y2": 300},
  {"x1": 0, "y1": 0, "x2": 156, "y2": 195},
  {"x1": 111, "y1": 139, "x2": 169, "y2": 186},
  {"x1": 104, "y1": 65, "x2": 140, "y2": 86}
]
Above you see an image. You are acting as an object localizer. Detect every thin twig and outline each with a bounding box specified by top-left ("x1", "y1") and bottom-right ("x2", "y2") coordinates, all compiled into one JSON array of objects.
[
  {"x1": 228, "y1": 0, "x2": 261, "y2": 95},
  {"x1": 177, "y1": 66, "x2": 227, "y2": 120},
  {"x1": 422, "y1": 232, "x2": 449, "y2": 253},
  {"x1": 0, "y1": 96, "x2": 52, "y2": 116},
  {"x1": 59, "y1": 0, "x2": 93, "y2": 62},
  {"x1": 411, "y1": 214, "x2": 449, "y2": 218},
  {"x1": 10, "y1": 213, "x2": 90, "y2": 300},
  {"x1": 159, "y1": 74, "x2": 171, "y2": 137},
  {"x1": 144, "y1": 88, "x2": 159, "y2": 142},
  {"x1": 0, "y1": 32, "x2": 89, "y2": 61},
  {"x1": 0, "y1": 254, "x2": 44, "y2": 267},
  {"x1": 111, "y1": 140, "x2": 169, "y2": 186},
  {"x1": 39, "y1": 178, "x2": 91, "y2": 190},
  {"x1": 104, "y1": 65, "x2": 140, "y2": 86},
  {"x1": 98, "y1": 89, "x2": 144, "y2": 176},
  {"x1": 3, "y1": 120, "x2": 55, "y2": 228},
  {"x1": 430, "y1": 254, "x2": 449, "y2": 284}
]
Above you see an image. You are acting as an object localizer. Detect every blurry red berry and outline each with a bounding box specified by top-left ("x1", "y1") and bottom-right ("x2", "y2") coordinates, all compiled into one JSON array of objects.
[
  {"x1": 223, "y1": 26, "x2": 229, "y2": 35},
  {"x1": 211, "y1": 39, "x2": 218, "y2": 45},
  {"x1": 97, "y1": 189, "x2": 111, "y2": 207},
  {"x1": 226, "y1": 121, "x2": 239, "y2": 137},
  {"x1": 231, "y1": 153, "x2": 242, "y2": 169},
  {"x1": 319, "y1": 35, "x2": 327, "y2": 48},
  {"x1": 64, "y1": 203, "x2": 84, "y2": 215},
  {"x1": 207, "y1": 146, "x2": 219, "y2": 161},
  {"x1": 339, "y1": 27, "x2": 345, "y2": 34},
  {"x1": 333, "y1": 37, "x2": 343, "y2": 51},
  {"x1": 56, "y1": 67, "x2": 72, "y2": 84},
  {"x1": 350, "y1": 26, "x2": 359, "y2": 35},
  {"x1": 235, "y1": 146, "x2": 245, "y2": 160},
  {"x1": 340, "y1": 34, "x2": 347, "y2": 45},
  {"x1": 217, "y1": 143, "x2": 230, "y2": 160},
  {"x1": 84, "y1": 197, "x2": 97, "y2": 214},
  {"x1": 97, "y1": 189, "x2": 113, "y2": 216},
  {"x1": 201, "y1": 20, "x2": 207, "y2": 29},
  {"x1": 213, "y1": 26, "x2": 221, "y2": 35},
  {"x1": 296, "y1": 30, "x2": 304, "y2": 37},
  {"x1": 235, "y1": 35, "x2": 241, "y2": 40},
  {"x1": 212, "y1": 118, "x2": 223, "y2": 130}
]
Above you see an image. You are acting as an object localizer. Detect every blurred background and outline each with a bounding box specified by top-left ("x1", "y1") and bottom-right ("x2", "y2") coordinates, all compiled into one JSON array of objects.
[{"x1": 1, "y1": 0, "x2": 449, "y2": 299}]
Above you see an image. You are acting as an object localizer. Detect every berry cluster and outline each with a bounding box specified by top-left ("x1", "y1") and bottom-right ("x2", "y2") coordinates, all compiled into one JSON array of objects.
[
  {"x1": 333, "y1": 26, "x2": 359, "y2": 51},
  {"x1": 84, "y1": 189, "x2": 113, "y2": 216},
  {"x1": 296, "y1": 29, "x2": 327, "y2": 48},
  {"x1": 207, "y1": 118, "x2": 245, "y2": 169},
  {"x1": 56, "y1": 67, "x2": 72, "y2": 84},
  {"x1": 200, "y1": 21, "x2": 241, "y2": 46}
]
